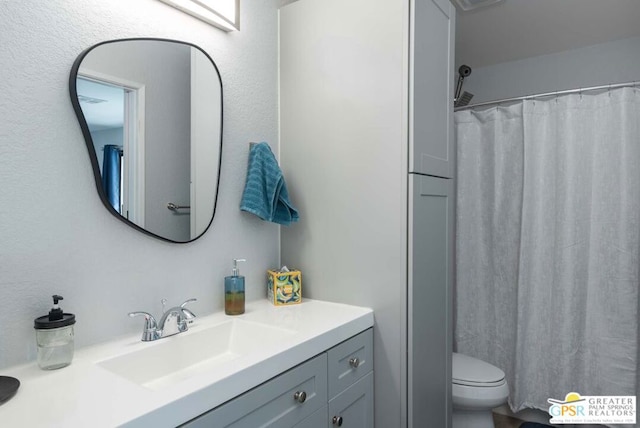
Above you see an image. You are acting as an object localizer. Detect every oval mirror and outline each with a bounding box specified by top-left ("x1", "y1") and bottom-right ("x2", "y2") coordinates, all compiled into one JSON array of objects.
[{"x1": 69, "y1": 38, "x2": 222, "y2": 243}]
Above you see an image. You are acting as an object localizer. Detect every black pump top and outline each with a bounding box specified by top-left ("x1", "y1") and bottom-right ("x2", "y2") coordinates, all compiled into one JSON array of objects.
[
  {"x1": 34, "y1": 295, "x2": 76, "y2": 329},
  {"x1": 48, "y1": 295, "x2": 64, "y2": 321}
]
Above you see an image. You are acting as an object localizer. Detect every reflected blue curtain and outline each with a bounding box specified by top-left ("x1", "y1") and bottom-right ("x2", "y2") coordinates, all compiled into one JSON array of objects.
[{"x1": 102, "y1": 145, "x2": 122, "y2": 213}]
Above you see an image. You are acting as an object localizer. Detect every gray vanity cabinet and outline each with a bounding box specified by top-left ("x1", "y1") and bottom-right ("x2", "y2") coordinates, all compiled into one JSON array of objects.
[
  {"x1": 410, "y1": 0, "x2": 455, "y2": 178},
  {"x1": 181, "y1": 329, "x2": 373, "y2": 428}
]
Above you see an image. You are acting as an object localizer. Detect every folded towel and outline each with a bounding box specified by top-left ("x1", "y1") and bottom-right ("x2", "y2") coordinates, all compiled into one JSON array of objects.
[{"x1": 240, "y1": 142, "x2": 299, "y2": 226}]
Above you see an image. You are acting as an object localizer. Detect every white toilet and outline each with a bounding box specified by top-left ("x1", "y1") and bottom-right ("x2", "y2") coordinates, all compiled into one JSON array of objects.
[{"x1": 452, "y1": 353, "x2": 509, "y2": 428}]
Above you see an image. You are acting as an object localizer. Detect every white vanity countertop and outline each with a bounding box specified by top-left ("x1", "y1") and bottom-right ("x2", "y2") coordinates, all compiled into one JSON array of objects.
[{"x1": 0, "y1": 299, "x2": 373, "y2": 428}]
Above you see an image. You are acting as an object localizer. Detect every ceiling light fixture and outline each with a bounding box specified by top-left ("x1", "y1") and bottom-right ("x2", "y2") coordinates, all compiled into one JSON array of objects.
[
  {"x1": 157, "y1": 0, "x2": 239, "y2": 31},
  {"x1": 78, "y1": 95, "x2": 108, "y2": 104},
  {"x1": 452, "y1": 0, "x2": 504, "y2": 12}
]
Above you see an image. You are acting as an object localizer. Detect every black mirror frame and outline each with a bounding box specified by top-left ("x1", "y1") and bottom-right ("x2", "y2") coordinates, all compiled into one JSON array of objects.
[{"x1": 69, "y1": 37, "x2": 223, "y2": 244}]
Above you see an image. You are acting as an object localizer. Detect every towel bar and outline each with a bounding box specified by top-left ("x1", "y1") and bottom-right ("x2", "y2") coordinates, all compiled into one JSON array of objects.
[{"x1": 167, "y1": 202, "x2": 190, "y2": 211}]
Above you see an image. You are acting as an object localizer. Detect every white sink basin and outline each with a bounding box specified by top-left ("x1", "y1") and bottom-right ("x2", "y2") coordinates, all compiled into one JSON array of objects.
[{"x1": 98, "y1": 318, "x2": 296, "y2": 390}]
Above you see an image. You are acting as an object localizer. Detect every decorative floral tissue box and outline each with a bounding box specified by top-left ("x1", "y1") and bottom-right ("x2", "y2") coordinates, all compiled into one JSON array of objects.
[{"x1": 267, "y1": 268, "x2": 302, "y2": 306}]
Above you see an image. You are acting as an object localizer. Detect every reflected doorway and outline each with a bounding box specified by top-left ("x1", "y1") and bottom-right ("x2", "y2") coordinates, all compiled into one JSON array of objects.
[{"x1": 76, "y1": 74, "x2": 145, "y2": 226}]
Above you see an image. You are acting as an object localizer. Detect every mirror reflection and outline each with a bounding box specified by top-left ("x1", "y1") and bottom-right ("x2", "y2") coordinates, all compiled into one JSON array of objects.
[{"x1": 70, "y1": 39, "x2": 222, "y2": 243}]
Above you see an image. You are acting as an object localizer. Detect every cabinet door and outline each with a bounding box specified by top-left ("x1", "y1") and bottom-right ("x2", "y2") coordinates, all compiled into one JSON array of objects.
[
  {"x1": 408, "y1": 175, "x2": 453, "y2": 427},
  {"x1": 182, "y1": 354, "x2": 327, "y2": 428},
  {"x1": 294, "y1": 405, "x2": 327, "y2": 428},
  {"x1": 410, "y1": 0, "x2": 455, "y2": 177},
  {"x1": 327, "y1": 372, "x2": 374, "y2": 428}
]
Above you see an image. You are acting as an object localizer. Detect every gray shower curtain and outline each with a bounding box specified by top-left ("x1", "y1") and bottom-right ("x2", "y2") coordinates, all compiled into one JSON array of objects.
[{"x1": 454, "y1": 87, "x2": 640, "y2": 416}]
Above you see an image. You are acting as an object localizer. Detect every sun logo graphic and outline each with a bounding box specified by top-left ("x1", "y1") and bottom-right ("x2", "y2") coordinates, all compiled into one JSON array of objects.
[
  {"x1": 548, "y1": 392, "x2": 586, "y2": 419},
  {"x1": 548, "y1": 392, "x2": 636, "y2": 424}
]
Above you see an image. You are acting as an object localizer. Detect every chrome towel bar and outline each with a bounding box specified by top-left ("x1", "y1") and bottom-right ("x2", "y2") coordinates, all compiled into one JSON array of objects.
[{"x1": 167, "y1": 202, "x2": 190, "y2": 211}]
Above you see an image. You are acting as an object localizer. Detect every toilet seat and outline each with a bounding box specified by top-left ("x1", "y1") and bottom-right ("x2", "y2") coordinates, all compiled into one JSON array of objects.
[
  {"x1": 452, "y1": 353, "x2": 506, "y2": 387},
  {"x1": 454, "y1": 377, "x2": 506, "y2": 387}
]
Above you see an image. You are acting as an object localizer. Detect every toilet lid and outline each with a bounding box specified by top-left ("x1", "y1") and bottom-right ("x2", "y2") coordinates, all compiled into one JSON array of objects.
[{"x1": 452, "y1": 353, "x2": 505, "y2": 387}]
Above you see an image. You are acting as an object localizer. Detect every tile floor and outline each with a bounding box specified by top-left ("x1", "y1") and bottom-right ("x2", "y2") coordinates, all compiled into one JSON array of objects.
[{"x1": 493, "y1": 412, "x2": 528, "y2": 428}]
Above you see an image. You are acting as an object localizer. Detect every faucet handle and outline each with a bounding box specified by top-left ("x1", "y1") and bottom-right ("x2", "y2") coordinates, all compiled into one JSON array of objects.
[
  {"x1": 128, "y1": 311, "x2": 159, "y2": 341},
  {"x1": 128, "y1": 311, "x2": 157, "y2": 324},
  {"x1": 181, "y1": 298, "x2": 197, "y2": 308}
]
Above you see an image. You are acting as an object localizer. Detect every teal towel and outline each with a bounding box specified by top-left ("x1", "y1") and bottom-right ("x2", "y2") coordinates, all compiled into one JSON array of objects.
[{"x1": 240, "y1": 142, "x2": 299, "y2": 226}]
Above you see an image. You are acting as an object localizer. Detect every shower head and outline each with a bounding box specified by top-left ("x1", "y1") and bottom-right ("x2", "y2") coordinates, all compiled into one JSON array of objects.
[
  {"x1": 455, "y1": 92, "x2": 474, "y2": 107},
  {"x1": 455, "y1": 64, "x2": 474, "y2": 107},
  {"x1": 459, "y1": 65, "x2": 472, "y2": 78}
]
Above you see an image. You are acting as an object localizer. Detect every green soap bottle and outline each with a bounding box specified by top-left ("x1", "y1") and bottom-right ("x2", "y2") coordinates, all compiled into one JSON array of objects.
[{"x1": 225, "y1": 258, "x2": 246, "y2": 315}]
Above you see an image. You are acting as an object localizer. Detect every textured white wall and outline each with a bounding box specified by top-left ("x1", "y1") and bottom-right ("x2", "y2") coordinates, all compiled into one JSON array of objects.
[
  {"x1": 0, "y1": 0, "x2": 280, "y2": 368},
  {"x1": 462, "y1": 36, "x2": 640, "y2": 104}
]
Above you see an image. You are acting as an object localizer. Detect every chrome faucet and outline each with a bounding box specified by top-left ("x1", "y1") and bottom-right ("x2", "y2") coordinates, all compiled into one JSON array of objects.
[{"x1": 129, "y1": 298, "x2": 197, "y2": 342}]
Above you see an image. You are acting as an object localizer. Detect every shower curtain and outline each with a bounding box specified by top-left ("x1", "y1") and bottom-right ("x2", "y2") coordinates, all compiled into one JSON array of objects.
[
  {"x1": 455, "y1": 87, "x2": 640, "y2": 414},
  {"x1": 102, "y1": 145, "x2": 122, "y2": 213}
]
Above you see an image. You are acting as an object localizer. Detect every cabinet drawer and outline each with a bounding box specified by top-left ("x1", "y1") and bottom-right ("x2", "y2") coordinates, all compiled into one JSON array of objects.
[
  {"x1": 327, "y1": 329, "x2": 373, "y2": 398},
  {"x1": 182, "y1": 354, "x2": 328, "y2": 428},
  {"x1": 328, "y1": 372, "x2": 374, "y2": 428}
]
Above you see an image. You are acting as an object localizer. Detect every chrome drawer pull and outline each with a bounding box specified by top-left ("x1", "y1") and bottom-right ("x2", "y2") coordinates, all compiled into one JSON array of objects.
[
  {"x1": 333, "y1": 415, "x2": 344, "y2": 426},
  {"x1": 293, "y1": 391, "x2": 307, "y2": 403},
  {"x1": 349, "y1": 357, "x2": 360, "y2": 368}
]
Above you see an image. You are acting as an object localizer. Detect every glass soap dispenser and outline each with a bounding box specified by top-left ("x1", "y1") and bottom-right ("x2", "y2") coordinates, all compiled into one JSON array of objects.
[
  {"x1": 34, "y1": 295, "x2": 76, "y2": 370},
  {"x1": 225, "y1": 258, "x2": 246, "y2": 315}
]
